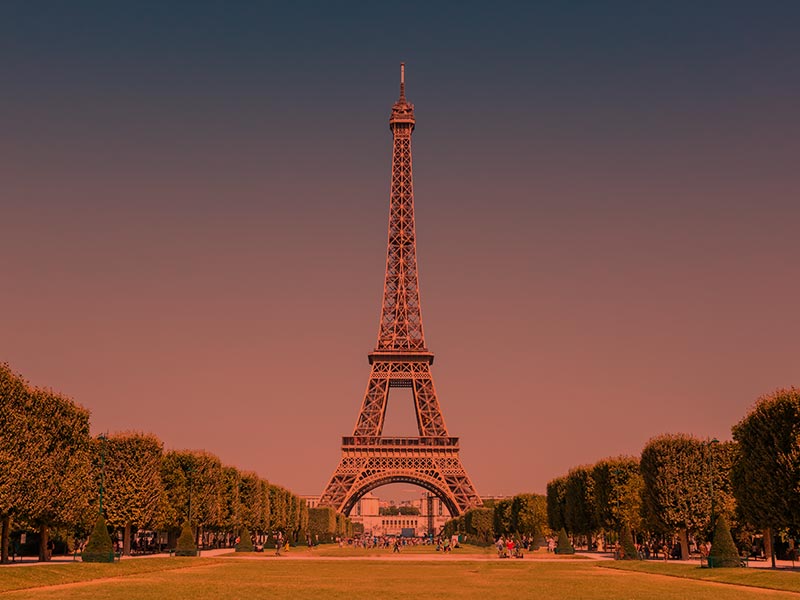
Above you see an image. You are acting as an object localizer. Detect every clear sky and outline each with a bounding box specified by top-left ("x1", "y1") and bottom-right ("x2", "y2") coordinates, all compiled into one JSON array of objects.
[{"x1": 2, "y1": 1, "x2": 799, "y2": 499}]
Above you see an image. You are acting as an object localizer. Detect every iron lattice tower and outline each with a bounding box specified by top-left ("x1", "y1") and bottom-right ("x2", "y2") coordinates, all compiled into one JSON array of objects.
[{"x1": 319, "y1": 65, "x2": 482, "y2": 517}]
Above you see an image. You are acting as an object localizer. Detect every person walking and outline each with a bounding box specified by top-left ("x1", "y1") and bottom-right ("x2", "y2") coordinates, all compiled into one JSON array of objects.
[{"x1": 275, "y1": 531, "x2": 283, "y2": 556}]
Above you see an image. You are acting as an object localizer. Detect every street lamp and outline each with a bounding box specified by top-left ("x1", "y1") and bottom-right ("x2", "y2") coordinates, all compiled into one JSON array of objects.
[
  {"x1": 707, "y1": 438, "x2": 719, "y2": 534},
  {"x1": 98, "y1": 433, "x2": 107, "y2": 515}
]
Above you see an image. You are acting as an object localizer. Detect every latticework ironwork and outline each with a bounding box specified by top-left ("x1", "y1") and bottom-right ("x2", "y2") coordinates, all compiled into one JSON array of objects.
[{"x1": 319, "y1": 65, "x2": 481, "y2": 517}]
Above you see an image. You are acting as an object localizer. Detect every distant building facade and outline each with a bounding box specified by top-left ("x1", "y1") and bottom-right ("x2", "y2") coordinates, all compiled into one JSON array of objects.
[{"x1": 302, "y1": 492, "x2": 452, "y2": 537}]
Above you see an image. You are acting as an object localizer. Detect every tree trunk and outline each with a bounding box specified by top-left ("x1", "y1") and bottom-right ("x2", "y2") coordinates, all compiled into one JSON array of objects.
[
  {"x1": 1, "y1": 515, "x2": 10, "y2": 564},
  {"x1": 678, "y1": 528, "x2": 690, "y2": 560},
  {"x1": 123, "y1": 522, "x2": 131, "y2": 556},
  {"x1": 765, "y1": 528, "x2": 776, "y2": 569},
  {"x1": 38, "y1": 524, "x2": 49, "y2": 562}
]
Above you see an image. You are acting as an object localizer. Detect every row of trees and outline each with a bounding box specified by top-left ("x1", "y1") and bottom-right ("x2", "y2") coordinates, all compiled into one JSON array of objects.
[
  {"x1": 546, "y1": 388, "x2": 800, "y2": 564},
  {"x1": 442, "y1": 493, "x2": 548, "y2": 545},
  {"x1": 0, "y1": 363, "x2": 309, "y2": 562}
]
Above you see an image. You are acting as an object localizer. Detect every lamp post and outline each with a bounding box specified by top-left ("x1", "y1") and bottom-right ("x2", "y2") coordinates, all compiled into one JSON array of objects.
[
  {"x1": 98, "y1": 433, "x2": 107, "y2": 515},
  {"x1": 707, "y1": 438, "x2": 719, "y2": 534}
]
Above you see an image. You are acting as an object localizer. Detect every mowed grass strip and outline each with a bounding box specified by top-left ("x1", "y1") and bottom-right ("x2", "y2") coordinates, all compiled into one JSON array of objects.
[
  {"x1": 0, "y1": 557, "x2": 222, "y2": 593},
  {"x1": 601, "y1": 561, "x2": 800, "y2": 594},
  {"x1": 3, "y1": 559, "x2": 799, "y2": 600}
]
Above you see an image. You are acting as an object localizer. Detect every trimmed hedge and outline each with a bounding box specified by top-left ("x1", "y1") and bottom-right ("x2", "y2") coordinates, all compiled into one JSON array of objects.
[
  {"x1": 175, "y1": 521, "x2": 198, "y2": 557},
  {"x1": 709, "y1": 515, "x2": 741, "y2": 568},
  {"x1": 236, "y1": 527, "x2": 254, "y2": 552},
  {"x1": 82, "y1": 514, "x2": 115, "y2": 563},
  {"x1": 555, "y1": 527, "x2": 574, "y2": 554}
]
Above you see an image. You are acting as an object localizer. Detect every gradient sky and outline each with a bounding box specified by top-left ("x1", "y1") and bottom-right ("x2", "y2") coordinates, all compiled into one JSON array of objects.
[{"x1": 2, "y1": 1, "x2": 799, "y2": 501}]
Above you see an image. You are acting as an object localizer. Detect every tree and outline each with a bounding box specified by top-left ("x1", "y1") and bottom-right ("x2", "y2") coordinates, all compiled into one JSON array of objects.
[
  {"x1": 236, "y1": 526, "x2": 254, "y2": 552},
  {"x1": 564, "y1": 467, "x2": 596, "y2": 539},
  {"x1": 493, "y1": 498, "x2": 513, "y2": 535},
  {"x1": 0, "y1": 363, "x2": 30, "y2": 563},
  {"x1": 21, "y1": 387, "x2": 93, "y2": 561},
  {"x1": 511, "y1": 494, "x2": 548, "y2": 539},
  {"x1": 732, "y1": 387, "x2": 800, "y2": 567},
  {"x1": 464, "y1": 508, "x2": 494, "y2": 545},
  {"x1": 640, "y1": 434, "x2": 735, "y2": 559},
  {"x1": 175, "y1": 521, "x2": 197, "y2": 556},
  {"x1": 100, "y1": 432, "x2": 163, "y2": 555},
  {"x1": 592, "y1": 457, "x2": 643, "y2": 535},
  {"x1": 307, "y1": 507, "x2": 337, "y2": 542},
  {"x1": 546, "y1": 477, "x2": 567, "y2": 533}
]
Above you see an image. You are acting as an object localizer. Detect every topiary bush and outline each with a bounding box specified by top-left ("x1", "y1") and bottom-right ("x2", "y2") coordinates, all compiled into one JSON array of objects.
[
  {"x1": 175, "y1": 521, "x2": 198, "y2": 557},
  {"x1": 236, "y1": 527, "x2": 254, "y2": 552},
  {"x1": 709, "y1": 515, "x2": 741, "y2": 567},
  {"x1": 82, "y1": 514, "x2": 115, "y2": 562},
  {"x1": 620, "y1": 524, "x2": 639, "y2": 560},
  {"x1": 555, "y1": 527, "x2": 575, "y2": 554}
]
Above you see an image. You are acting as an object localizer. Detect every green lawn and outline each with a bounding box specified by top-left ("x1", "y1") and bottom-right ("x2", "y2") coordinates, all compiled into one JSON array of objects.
[
  {"x1": 2, "y1": 557, "x2": 800, "y2": 599},
  {"x1": 602, "y1": 560, "x2": 800, "y2": 594}
]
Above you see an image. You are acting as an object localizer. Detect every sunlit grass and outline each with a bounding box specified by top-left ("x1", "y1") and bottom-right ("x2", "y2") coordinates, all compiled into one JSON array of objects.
[{"x1": 3, "y1": 557, "x2": 799, "y2": 599}]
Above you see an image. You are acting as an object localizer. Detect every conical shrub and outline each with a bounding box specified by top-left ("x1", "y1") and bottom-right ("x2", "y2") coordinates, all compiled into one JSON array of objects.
[
  {"x1": 236, "y1": 527, "x2": 254, "y2": 552},
  {"x1": 82, "y1": 514, "x2": 115, "y2": 562},
  {"x1": 175, "y1": 521, "x2": 198, "y2": 557},
  {"x1": 709, "y1": 515, "x2": 740, "y2": 567},
  {"x1": 555, "y1": 527, "x2": 574, "y2": 554},
  {"x1": 620, "y1": 524, "x2": 638, "y2": 560}
]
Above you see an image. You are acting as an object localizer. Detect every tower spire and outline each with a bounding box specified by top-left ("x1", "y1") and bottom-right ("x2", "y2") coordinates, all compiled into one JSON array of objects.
[{"x1": 400, "y1": 62, "x2": 405, "y2": 100}]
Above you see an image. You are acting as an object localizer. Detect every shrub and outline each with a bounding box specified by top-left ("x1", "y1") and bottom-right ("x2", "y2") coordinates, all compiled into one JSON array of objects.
[
  {"x1": 236, "y1": 527, "x2": 254, "y2": 552},
  {"x1": 175, "y1": 521, "x2": 197, "y2": 557},
  {"x1": 709, "y1": 515, "x2": 741, "y2": 567},
  {"x1": 555, "y1": 527, "x2": 574, "y2": 554},
  {"x1": 82, "y1": 514, "x2": 115, "y2": 563},
  {"x1": 620, "y1": 524, "x2": 638, "y2": 560}
]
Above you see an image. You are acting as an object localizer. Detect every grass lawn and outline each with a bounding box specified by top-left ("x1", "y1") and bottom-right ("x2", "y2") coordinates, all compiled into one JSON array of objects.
[
  {"x1": 3, "y1": 556, "x2": 800, "y2": 599},
  {"x1": 602, "y1": 560, "x2": 800, "y2": 594}
]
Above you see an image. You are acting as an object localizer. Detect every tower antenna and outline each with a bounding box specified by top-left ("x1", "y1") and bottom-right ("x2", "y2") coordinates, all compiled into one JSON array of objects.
[{"x1": 400, "y1": 62, "x2": 405, "y2": 100}]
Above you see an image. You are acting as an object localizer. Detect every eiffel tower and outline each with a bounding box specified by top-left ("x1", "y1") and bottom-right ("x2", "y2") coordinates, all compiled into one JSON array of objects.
[{"x1": 319, "y1": 65, "x2": 482, "y2": 517}]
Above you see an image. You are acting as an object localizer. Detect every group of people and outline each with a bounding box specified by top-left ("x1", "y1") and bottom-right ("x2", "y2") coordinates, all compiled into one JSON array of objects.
[{"x1": 495, "y1": 536, "x2": 524, "y2": 558}]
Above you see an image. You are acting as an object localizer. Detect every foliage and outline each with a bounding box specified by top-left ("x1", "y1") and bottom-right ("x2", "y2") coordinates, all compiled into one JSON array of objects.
[
  {"x1": 463, "y1": 508, "x2": 495, "y2": 545},
  {"x1": 709, "y1": 514, "x2": 741, "y2": 567},
  {"x1": 620, "y1": 524, "x2": 638, "y2": 560},
  {"x1": 175, "y1": 521, "x2": 197, "y2": 556},
  {"x1": 307, "y1": 507, "x2": 337, "y2": 537},
  {"x1": 100, "y1": 432, "x2": 163, "y2": 554},
  {"x1": 640, "y1": 434, "x2": 735, "y2": 541},
  {"x1": 236, "y1": 527, "x2": 253, "y2": 552},
  {"x1": 564, "y1": 466, "x2": 596, "y2": 537},
  {"x1": 732, "y1": 388, "x2": 800, "y2": 533},
  {"x1": 546, "y1": 477, "x2": 567, "y2": 532},
  {"x1": 591, "y1": 457, "x2": 642, "y2": 533},
  {"x1": 82, "y1": 514, "x2": 114, "y2": 562},
  {"x1": 493, "y1": 498, "x2": 513, "y2": 534},
  {"x1": 511, "y1": 494, "x2": 548, "y2": 538},
  {"x1": 379, "y1": 505, "x2": 420, "y2": 516},
  {"x1": 555, "y1": 527, "x2": 574, "y2": 554}
]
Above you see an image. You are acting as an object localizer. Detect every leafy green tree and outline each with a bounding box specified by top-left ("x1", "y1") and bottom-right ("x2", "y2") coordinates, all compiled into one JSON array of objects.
[
  {"x1": 307, "y1": 507, "x2": 337, "y2": 542},
  {"x1": 592, "y1": 457, "x2": 643, "y2": 535},
  {"x1": 22, "y1": 388, "x2": 93, "y2": 561},
  {"x1": 464, "y1": 507, "x2": 494, "y2": 545},
  {"x1": 269, "y1": 485, "x2": 288, "y2": 531},
  {"x1": 564, "y1": 466, "x2": 596, "y2": 539},
  {"x1": 0, "y1": 364, "x2": 30, "y2": 563},
  {"x1": 219, "y1": 466, "x2": 241, "y2": 534},
  {"x1": 493, "y1": 498, "x2": 513, "y2": 535},
  {"x1": 709, "y1": 514, "x2": 740, "y2": 567},
  {"x1": 640, "y1": 434, "x2": 735, "y2": 559},
  {"x1": 732, "y1": 387, "x2": 800, "y2": 566},
  {"x1": 101, "y1": 432, "x2": 163, "y2": 555},
  {"x1": 239, "y1": 472, "x2": 265, "y2": 532},
  {"x1": 511, "y1": 494, "x2": 548, "y2": 539},
  {"x1": 546, "y1": 477, "x2": 567, "y2": 532}
]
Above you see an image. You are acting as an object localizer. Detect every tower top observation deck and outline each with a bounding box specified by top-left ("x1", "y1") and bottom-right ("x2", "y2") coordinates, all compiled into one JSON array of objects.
[{"x1": 390, "y1": 63, "x2": 415, "y2": 128}]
